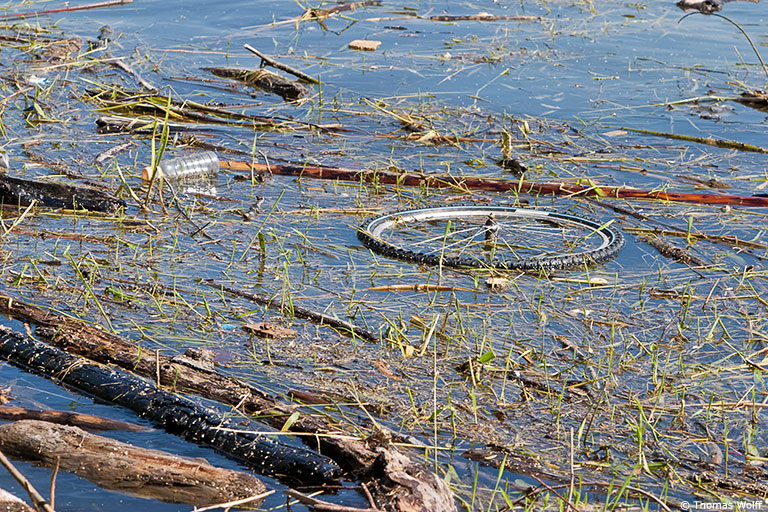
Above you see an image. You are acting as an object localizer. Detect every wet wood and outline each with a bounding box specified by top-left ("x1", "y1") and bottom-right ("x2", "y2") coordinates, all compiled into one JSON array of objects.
[
  {"x1": 220, "y1": 159, "x2": 768, "y2": 208},
  {"x1": 203, "y1": 67, "x2": 309, "y2": 101},
  {"x1": 365, "y1": 430, "x2": 456, "y2": 512},
  {"x1": 0, "y1": 420, "x2": 265, "y2": 506},
  {"x1": 0, "y1": 489, "x2": 34, "y2": 512},
  {"x1": 430, "y1": 13, "x2": 540, "y2": 21},
  {"x1": 639, "y1": 235, "x2": 709, "y2": 267},
  {"x1": 0, "y1": 327, "x2": 341, "y2": 483},
  {"x1": 0, "y1": 175, "x2": 124, "y2": 213},
  {"x1": 0, "y1": 294, "x2": 458, "y2": 512},
  {"x1": 87, "y1": 90, "x2": 288, "y2": 128},
  {"x1": 95, "y1": 115, "x2": 203, "y2": 134},
  {"x1": 736, "y1": 89, "x2": 768, "y2": 111},
  {"x1": 0, "y1": 406, "x2": 148, "y2": 432}
]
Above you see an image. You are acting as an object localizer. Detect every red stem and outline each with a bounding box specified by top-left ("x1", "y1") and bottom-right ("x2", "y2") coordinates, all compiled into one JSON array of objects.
[
  {"x1": 0, "y1": 0, "x2": 132, "y2": 20},
  {"x1": 221, "y1": 160, "x2": 768, "y2": 208}
]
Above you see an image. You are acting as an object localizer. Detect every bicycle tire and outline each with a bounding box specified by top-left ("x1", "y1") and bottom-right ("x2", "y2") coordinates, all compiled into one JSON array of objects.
[{"x1": 358, "y1": 206, "x2": 624, "y2": 271}]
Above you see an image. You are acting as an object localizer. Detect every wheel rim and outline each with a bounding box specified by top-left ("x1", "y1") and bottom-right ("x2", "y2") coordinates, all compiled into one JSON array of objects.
[{"x1": 359, "y1": 206, "x2": 624, "y2": 270}]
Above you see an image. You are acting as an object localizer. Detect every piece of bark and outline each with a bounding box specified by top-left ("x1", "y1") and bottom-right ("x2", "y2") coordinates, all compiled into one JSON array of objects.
[
  {"x1": 0, "y1": 328, "x2": 341, "y2": 483},
  {"x1": 349, "y1": 40, "x2": 381, "y2": 51},
  {"x1": 0, "y1": 420, "x2": 265, "y2": 506},
  {"x1": 0, "y1": 175, "x2": 124, "y2": 213},
  {"x1": 0, "y1": 489, "x2": 34, "y2": 512},
  {"x1": 203, "y1": 67, "x2": 308, "y2": 101},
  {"x1": 0, "y1": 406, "x2": 148, "y2": 432},
  {"x1": 0, "y1": 295, "x2": 457, "y2": 512},
  {"x1": 243, "y1": 322, "x2": 297, "y2": 339},
  {"x1": 640, "y1": 235, "x2": 709, "y2": 266},
  {"x1": 366, "y1": 430, "x2": 457, "y2": 512}
]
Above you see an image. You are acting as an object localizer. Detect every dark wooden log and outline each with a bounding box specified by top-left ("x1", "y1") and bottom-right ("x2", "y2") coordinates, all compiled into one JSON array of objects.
[
  {"x1": 0, "y1": 175, "x2": 124, "y2": 212},
  {"x1": 203, "y1": 67, "x2": 309, "y2": 101},
  {"x1": 0, "y1": 327, "x2": 341, "y2": 483},
  {"x1": 0, "y1": 295, "x2": 458, "y2": 512},
  {"x1": 0, "y1": 419, "x2": 266, "y2": 506},
  {"x1": 0, "y1": 293, "x2": 374, "y2": 470},
  {"x1": 0, "y1": 406, "x2": 148, "y2": 432}
]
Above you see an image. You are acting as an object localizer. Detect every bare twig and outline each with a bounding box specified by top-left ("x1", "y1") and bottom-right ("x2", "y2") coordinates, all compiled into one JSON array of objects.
[
  {"x1": 243, "y1": 44, "x2": 319, "y2": 83},
  {"x1": 0, "y1": 448, "x2": 55, "y2": 512},
  {"x1": 285, "y1": 489, "x2": 378, "y2": 512},
  {"x1": 110, "y1": 60, "x2": 156, "y2": 91},
  {"x1": 192, "y1": 490, "x2": 275, "y2": 512},
  {"x1": 620, "y1": 126, "x2": 768, "y2": 153},
  {"x1": 49, "y1": 457, "x2": 58, "y2": 511}
]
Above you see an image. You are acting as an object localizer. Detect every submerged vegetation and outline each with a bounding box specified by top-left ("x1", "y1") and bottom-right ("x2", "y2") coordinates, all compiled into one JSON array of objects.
[{"x1": 0, "y1": 0, "x2": 766, "y2": 510}]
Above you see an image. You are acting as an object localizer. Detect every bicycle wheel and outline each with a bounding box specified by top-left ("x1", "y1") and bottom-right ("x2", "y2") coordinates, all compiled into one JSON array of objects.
[{"x1": 358, "y1": 206, "x2": 624, "y2": 270}]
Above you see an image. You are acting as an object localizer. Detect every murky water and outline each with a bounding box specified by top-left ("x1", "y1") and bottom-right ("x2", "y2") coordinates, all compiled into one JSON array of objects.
[{"x1": 0, "y1": 0, "x2": 766, "y2": 510}]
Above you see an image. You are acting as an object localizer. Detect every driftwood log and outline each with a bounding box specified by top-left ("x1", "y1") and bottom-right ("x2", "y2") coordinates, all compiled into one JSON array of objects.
[
  {"x1": 0, "y1": 406, "x2": 148, "y2": 432},
  {"x1": 203, "y1": 67, "x2": 309, "y2": 101},
  {"x1": 0, "y1": 420, "x2": 266, "y2": 506},
  {"x1": 0, "y1": 327, "x2": 341, "y2": 483},
  {"x1": 0, "y1": 175, "x2": 124, "y2": 212},
  {"x1": 0, "y1": 489, "x2": 33, "y2": 512},
  {"x1": 0, "y1": 294, "x2": 458, "y2": 512}
]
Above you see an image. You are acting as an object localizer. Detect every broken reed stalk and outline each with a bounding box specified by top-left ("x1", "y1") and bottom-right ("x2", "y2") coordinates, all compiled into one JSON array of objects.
[
  {"x1": 620, "y1": 127, "x2": 768, "y2": 153},
  {"x1": 243, "y1": 44, "x2": 319, "y2": 84},
  {"x1": 0, "y1": 0, "x2": 132, "y2": 19},
  {"x1": 220, "y1": 159, "x2": 768, "y2": 207}
]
